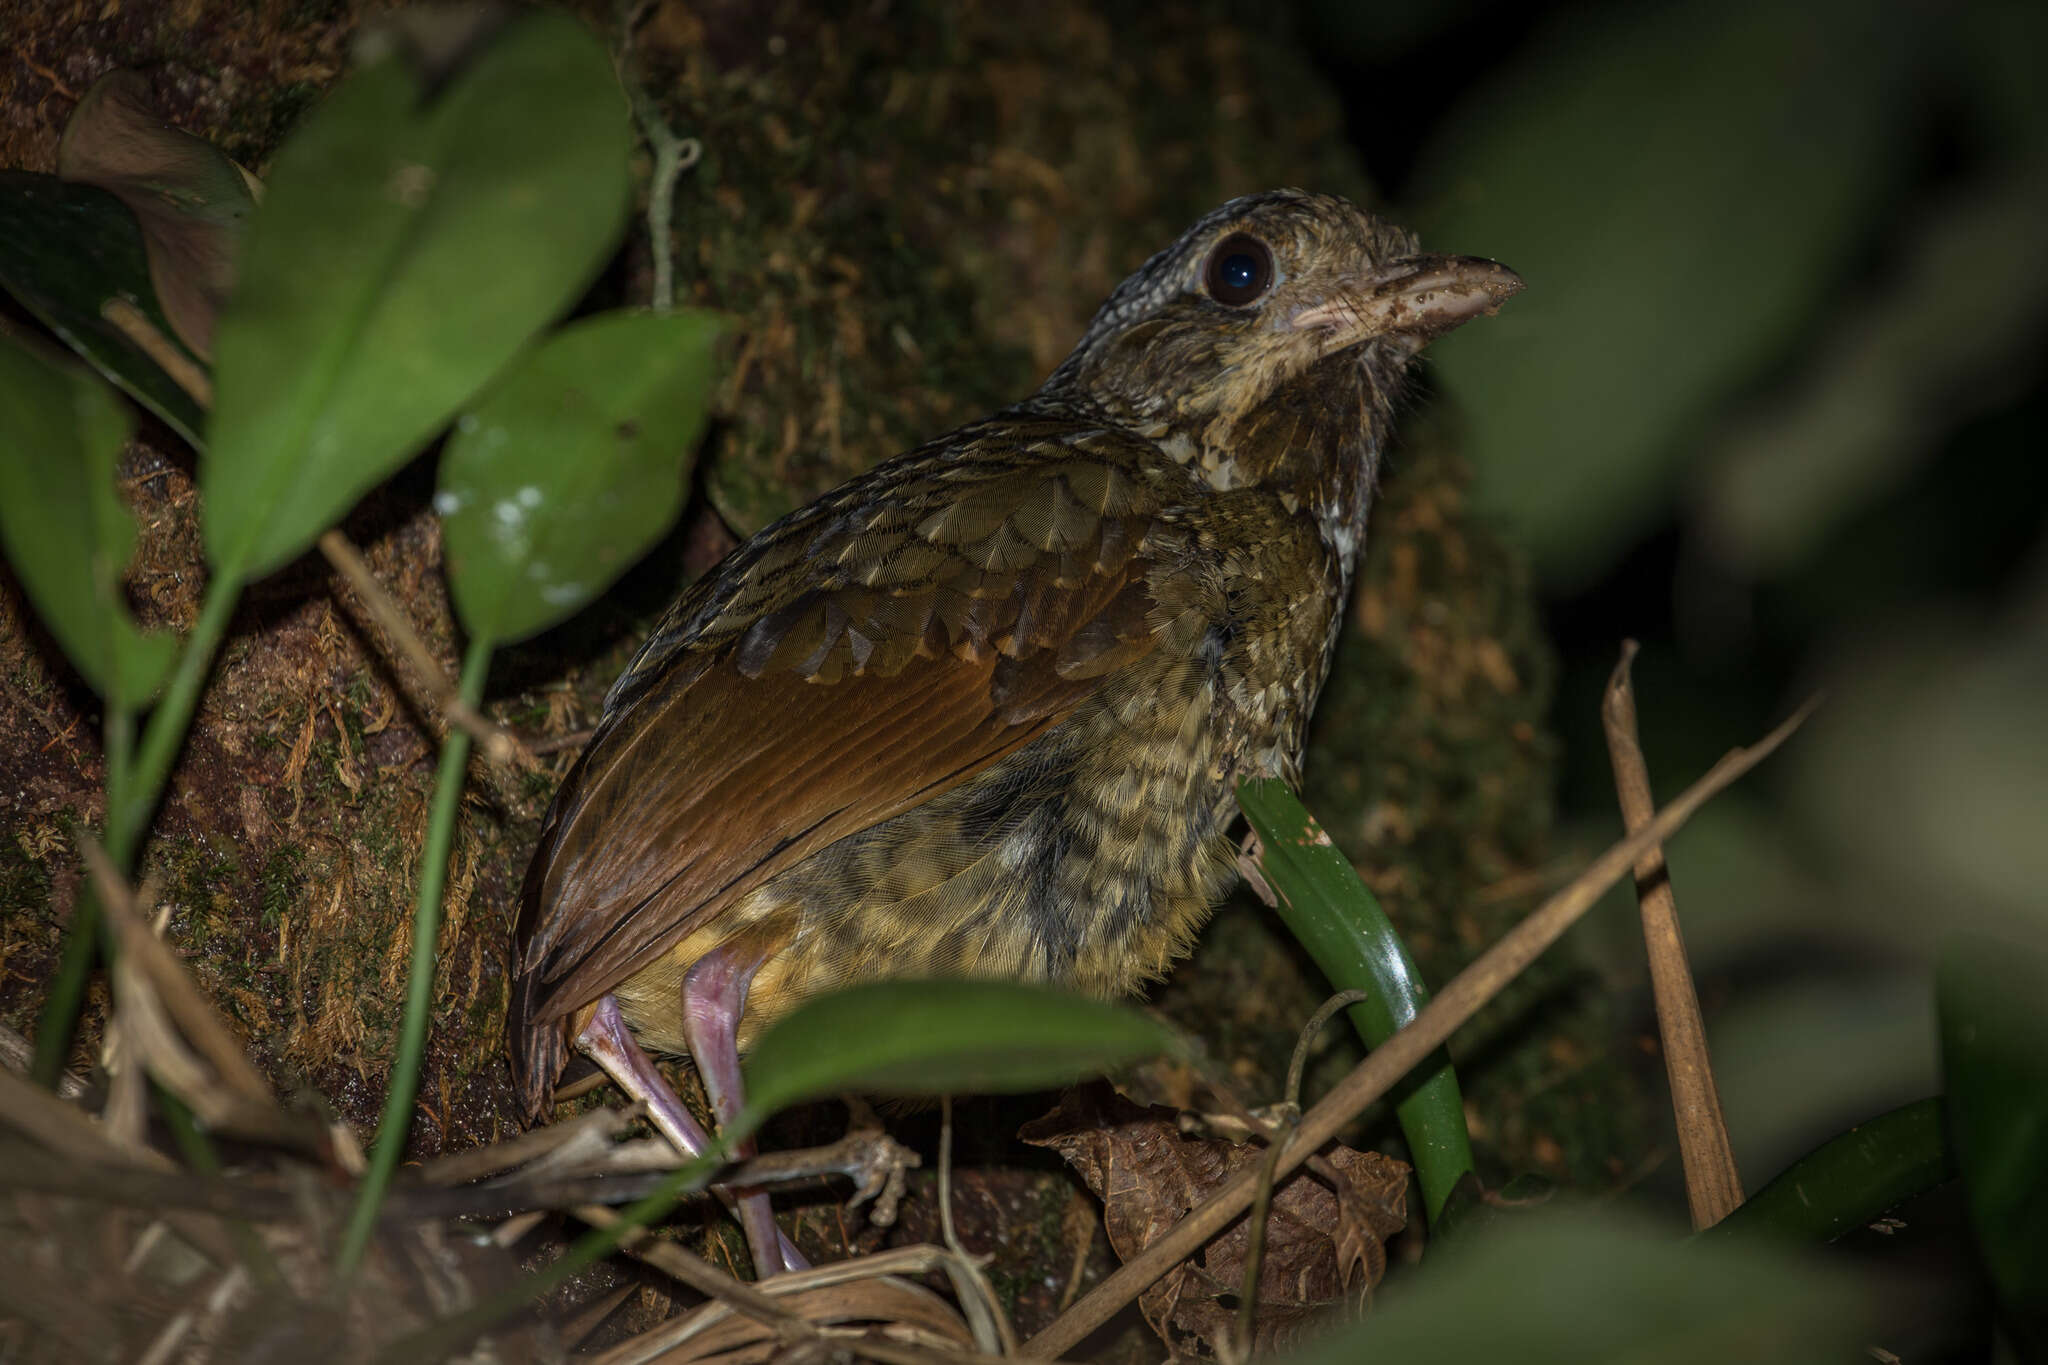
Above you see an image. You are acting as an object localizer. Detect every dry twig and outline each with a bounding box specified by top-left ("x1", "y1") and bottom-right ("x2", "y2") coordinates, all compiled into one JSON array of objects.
[
  {"x1": 316, "y1": 528, "x2": 533, "y2": 772},
  {"x1": 1601, "y1": 642, "x2": 1745, "y2": 1228}
]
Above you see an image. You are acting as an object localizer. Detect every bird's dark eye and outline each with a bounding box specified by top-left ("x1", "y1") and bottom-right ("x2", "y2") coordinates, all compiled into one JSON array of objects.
[{"x1": 1203, "y1": 234, "x2": 1275, "y2": 307}]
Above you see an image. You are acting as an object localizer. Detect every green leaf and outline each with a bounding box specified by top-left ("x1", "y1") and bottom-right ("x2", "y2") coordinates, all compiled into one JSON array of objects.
[
  {"x1": 203, "y1": 10, "x2": 630, "y2": 581},
  {"x1": 738, "y1": 979, "x2": 1182, "y2": 1124},
  {"x1": 1939, "y1": 935, "x2": 2048, "y2": 1355},
  {"x1": 0, "y1": 172, "x2": 206, "y2": 445},
  {"x1": 0, "y1": 334, "x2": 177, "y2": 706},
  {"x1": 1414, "y1": 0, "x2": 1921, "y2": 587},
  {"x1": 1237, "y1": 777, "x2": 1474, "y2": 1225},
  {"x1": 1704, "y1": 1097, "x2": 1954, "y2": 1246},
  {"x1": 439, "y1": 309, "x2": 724, "y2": 645},
  {"x1": 1286, "y1": 1208, "x2": 1872, "y2": 1364}
]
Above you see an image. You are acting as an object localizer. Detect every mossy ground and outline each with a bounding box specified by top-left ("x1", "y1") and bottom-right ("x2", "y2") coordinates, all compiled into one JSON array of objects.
[{"x1": 0, "y1": 0, "x2": 1647, "y2": 1337}]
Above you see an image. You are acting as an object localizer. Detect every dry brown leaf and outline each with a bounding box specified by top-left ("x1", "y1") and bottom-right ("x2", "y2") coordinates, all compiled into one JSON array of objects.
[
  {"x1": 56, "y1": 71, "x2": 257, "y2": 361},
  {"x1": 1021, "y1": 1083, "x2": 1407, "y2": 1358}
]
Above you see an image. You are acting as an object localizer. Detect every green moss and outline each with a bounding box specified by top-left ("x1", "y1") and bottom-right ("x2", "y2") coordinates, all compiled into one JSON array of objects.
[
  {"x1": 0, "y1": 839, "x2": 53, "y2": 916},
  {"x1": 0, "y1": 834, "x2": 58, "y2": 1036},
  {"x1": 258, "y1": 845, "x2": 304, "y2": 929}
]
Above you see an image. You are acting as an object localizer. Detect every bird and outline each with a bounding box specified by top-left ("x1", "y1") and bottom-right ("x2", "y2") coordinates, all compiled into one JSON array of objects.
[{"x1": 507, "y1": 188, "x2": 1521, "y2": 1278}]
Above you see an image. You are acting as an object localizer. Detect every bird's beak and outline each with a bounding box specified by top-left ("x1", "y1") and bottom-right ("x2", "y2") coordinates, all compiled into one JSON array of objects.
[{"x1": 1290, "y1": 254, "x2": 1524, "y2": 349}]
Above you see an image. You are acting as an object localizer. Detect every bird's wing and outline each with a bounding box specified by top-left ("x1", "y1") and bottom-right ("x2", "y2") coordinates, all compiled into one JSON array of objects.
[{"x1": 510, "y1": 419, "x2": 1189, "y2": 1096}]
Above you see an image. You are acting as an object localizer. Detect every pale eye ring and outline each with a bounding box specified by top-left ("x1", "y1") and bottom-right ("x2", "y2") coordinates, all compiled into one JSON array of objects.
[{"x1": 1203, "y1": 234, "x2": 1275, "y2": 306}]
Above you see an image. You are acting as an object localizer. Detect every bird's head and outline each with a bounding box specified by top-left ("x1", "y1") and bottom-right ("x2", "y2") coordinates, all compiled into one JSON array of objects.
[{"x1": 1040, "y1": 189, "x2": 1521, "y2": 523}]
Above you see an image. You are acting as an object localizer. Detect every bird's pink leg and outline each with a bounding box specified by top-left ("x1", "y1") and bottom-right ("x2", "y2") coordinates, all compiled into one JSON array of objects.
[
  {"x1": 681, "y1": 942, "x2": 808, "y2": 1278},
  {"x1": 576, "y1": 994, "x2": 717, "y2": 1153},
  {"x1": 574, "y1": 993, "x2": 804, "y2": 1276}
]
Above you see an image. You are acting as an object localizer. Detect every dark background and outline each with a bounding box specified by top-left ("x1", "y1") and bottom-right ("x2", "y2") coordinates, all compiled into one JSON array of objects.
[{"x1": 1295, "y1": 0, "x2": 2047, "y2": 1188}]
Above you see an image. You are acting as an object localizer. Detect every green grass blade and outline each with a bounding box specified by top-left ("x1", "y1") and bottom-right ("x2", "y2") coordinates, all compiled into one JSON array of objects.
[{"x1": 1237, "y1": 776, "x2": 1475, "y2": 1224}]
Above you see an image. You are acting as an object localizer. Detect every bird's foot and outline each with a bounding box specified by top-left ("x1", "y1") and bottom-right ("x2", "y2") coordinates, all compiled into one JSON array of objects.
[{"x1": 574, "y1": 992, "x2": 805, "y2": 1276}]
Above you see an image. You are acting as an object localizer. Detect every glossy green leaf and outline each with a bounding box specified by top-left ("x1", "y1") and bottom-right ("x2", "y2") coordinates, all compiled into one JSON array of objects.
[
  {"x1": 1287, "y1": 1208, "x2": 1872, "y2": 1363},
  {"x1": 1414, "y1": 0, "x2": 1920, "y2": 586},
  {"x1": 439, "y1": 309, "x2": 724, "y2": 645},
  {"x1": 203, "y1": 10, "x2": 630, "y2": 581},
  {"x1": 0, "y1": 172, "x2": 205, "y2": 445},
  {"x1": 1237, "y1": 777, "x2": 1474, "y2": 1224},
  {"x1": 0, "y1": 334, "x2": 177, "y2": 706},
  {"x1": 1939, "y1": 935, "x2": 2048, "y2": 1355},
  {"x1": 738, "y1": 979, "x2": 1182, "y2": 1124},
  {"x1": 1705, "y1": 1097, "x2": 1954, "y2": 1246}
]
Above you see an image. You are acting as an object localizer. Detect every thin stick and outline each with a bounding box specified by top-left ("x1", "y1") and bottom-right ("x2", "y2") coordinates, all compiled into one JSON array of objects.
[
  {"x1": 101, "y1": 299, "x2": 212, "y2": 408},
  {"x1": 1284, "y1": 990, "x2": 1371, "y2": 1112},
  {"x1": 1231, "y1": 989, "x2": 1368, "y2": 1362},
  {"x1": 1022, "y1": 700, "x2": 1815, "y2": 1359},
  {"x1": 571, "y1": 1202, "x2": 811, "y2": 1339},
  {"x1": 614, "y1": 0, "x2": 702, "y2": 314},
  {"x1": 316, "y1": 529, "x2": 528, "y2": 770},
  {"x1": 418, "y1": 1103, "x2": 637, "y2": 1185},
  {"x1": 937, "y1": 1096, "x2": 1018, "y2": 1355},
  {"x1": 1228, "y1": 1130, "x2": 1289, "y2": 1365},
  {"x1": 527, "y1": 727, "x2": 593, "y2": 757},
  {"x1": 1601, "y1": 642, "x2": 1744, "y2": 1228}
]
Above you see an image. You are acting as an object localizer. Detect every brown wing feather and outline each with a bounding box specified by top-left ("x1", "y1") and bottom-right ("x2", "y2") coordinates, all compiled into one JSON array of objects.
[{"x1": 509, "y1": 426, "x2": 1190, "y2": 1115}]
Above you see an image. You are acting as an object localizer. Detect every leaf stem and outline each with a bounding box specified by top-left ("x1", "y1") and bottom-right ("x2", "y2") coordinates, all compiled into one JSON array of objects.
[
  {"x1": 31, "y1": 567, "x2": 242, "y2": 1087},
  {"x1": 334, "y1": 633, "x2": 492, "y2": 1278},
  {"x1": 111, "y1": 565, "x2": 244, "y2": 858},
  {"x1": 103, "y1": 702, "x2": 135, "y2": 820}
]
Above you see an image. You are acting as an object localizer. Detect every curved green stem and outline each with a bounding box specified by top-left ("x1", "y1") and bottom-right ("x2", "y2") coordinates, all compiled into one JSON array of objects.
[
  {"x1": 1703, "y1": 1097, "x2": 1953, "y2": 1245},
  {"x1": 111, "y1": 565, "x2": 245, "y2": 859},
  {"x1": 335, "y1": 634, "x2": 492, "y2": 1278},
  {"x1": 103, "y1": 704, "x2": 135, "y2": 823},
  {"x1": 1236, "y1": 777, "x2": 1476, "y2": 1225},
  {"x1": 31, "y1": 566, "x2": 244, "y2": 1087}
]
